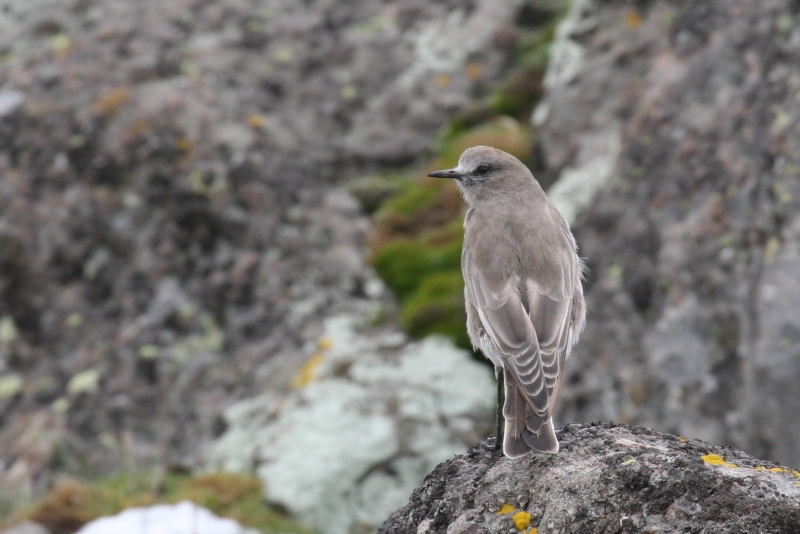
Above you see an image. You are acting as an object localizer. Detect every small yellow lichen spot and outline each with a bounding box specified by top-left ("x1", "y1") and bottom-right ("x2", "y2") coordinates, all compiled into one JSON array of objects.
[
  {"x1": 291, "y1": 353, "x2": 324, "y2": 389},
  {"x1": 466, "y1": 62, "x2": 481, "y2": 81},
  {"x1": 679, "y1": 437, "x2": 686, "y2": 443},
  {"x1": 51, "y1": 33, "x2": 72, "y2": 59},
  {"x1": 769, "y1": 467, "x2": 788, "y2": 473},
  {"x1": 512, "y1": 511, "x2": 532, "y2": 531},
  {"x1": 755, "y1": 466, "x2": 767, "y2": 470},
  {"x1": 92, "y1": 87, "x2": 130, "y2": 115},
  {"x1": 435, "y1": 73, "x2": 451, "y2": 88},
  {"x1": 792, "y1": 470, "x2": 800, "y2": 478},
  {"x1": 247, "y1": 114, "x2": 265, "y2": 128},
  {"x1": 496, "y1": 503, "x2": 515, "y2": 515},
  {"x1": 701, "y1": 454, "x2": 738, "y2": 468},
  {"x1": 128, "y1": 119, "x2": 149, "y2": 137},
  {"x1": 528, "y1": 528, "x2": 538, "y2": 534},
  {"x1": 175, "y1": 136, "x2": 193, "y2": 152},
  {"x1": 318, "y1": 337, "x2": 334, "y2": 351},
  {"x1": 625, "y1": 10, "x2": 643, "y2": 28}
]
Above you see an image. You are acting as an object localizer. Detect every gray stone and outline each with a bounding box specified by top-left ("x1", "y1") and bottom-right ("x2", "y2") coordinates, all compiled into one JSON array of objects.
[
  {"x1": 536, "y1": 0, "x2": 800, "y2": 469},
  {"x1": 379, "y1": 423, "x2": 800, "y2": 534},
  {"x1": 207, "y1": 313, "x2": 495, "y2": 534}
]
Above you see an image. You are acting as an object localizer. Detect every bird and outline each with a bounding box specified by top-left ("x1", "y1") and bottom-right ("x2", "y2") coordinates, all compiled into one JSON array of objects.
[{"x1": 428, "y1": 146, "x2": 586, "y2": 458}]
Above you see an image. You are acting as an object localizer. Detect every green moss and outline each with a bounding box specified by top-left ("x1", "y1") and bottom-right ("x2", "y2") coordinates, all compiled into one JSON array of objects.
[
  {"x1": 401, "y1": 272, "x2": 470, "y2": 349},
  {"x1": 379, "y1": 179, "x2": 441, "y2": 216},
  {"x1": 348, "y1": 172, "x2": 413, "y2": 214},
  {"x1": 438, "y1": 116, "x2": 533, "y2": 169},
  {"x1": 372, "y1": 235, "x2": 462, "y2": 301},
  {"x1": 19, "y1": 472, "x2": 313, "y2": 534},
  {"x1": 368, "y1": 3, "x2": 565, "y2": 350}
]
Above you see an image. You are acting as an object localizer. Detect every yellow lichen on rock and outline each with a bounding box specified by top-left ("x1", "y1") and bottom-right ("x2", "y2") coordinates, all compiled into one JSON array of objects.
[
  {"x1": 701, "y1": 454, "x2": 738, "y2": 468},
  {"x1": 92, "y1": 87, "x2": 130, "y2": 115},
  {"x1": 291, "y1": 353, "x2": 324, "y2": 389},
  {"x1": 496, "y1": 503, "x2": 515, "y2": 515},
  {"x1": 247, "y1": 114, "x2": 265, "y2": 128},
  {"x1": 512, "y1": 511, "x2": 532, "y2": 531}
]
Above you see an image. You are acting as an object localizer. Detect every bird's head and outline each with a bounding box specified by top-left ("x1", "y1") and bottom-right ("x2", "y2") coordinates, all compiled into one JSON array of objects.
[{"x1": 428, "y1": 145, "x2": 539, "y2": 206}]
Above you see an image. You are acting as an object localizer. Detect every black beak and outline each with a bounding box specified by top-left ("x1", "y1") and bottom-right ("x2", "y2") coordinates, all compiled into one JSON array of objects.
[{"x1": 428, "y1": 168, "x2": 462, "y2": 180}]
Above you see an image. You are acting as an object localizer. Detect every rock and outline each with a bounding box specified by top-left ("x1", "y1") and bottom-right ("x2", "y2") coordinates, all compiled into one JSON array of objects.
[
  {"x1": 74, "y1": 501, "x2": 257, "y2": 534},
  {"x1": 0, "y1": 0, "x2": 531, "y2": 498},
  {"x1": 207, "y1": 313, "x2": 495, "y2": 534},
  {"x1": 535, "y1": 0, "x2": 800, "y2": 468},
  {"x1": 0, "y1": 88, "x2": 24, "y2": 117},
  {"x1": 0, "y1": 521, "x2": 50, "y2": 534},
  {"x1": 379, "y1": 423, "x2": 800, "y2": 534}
]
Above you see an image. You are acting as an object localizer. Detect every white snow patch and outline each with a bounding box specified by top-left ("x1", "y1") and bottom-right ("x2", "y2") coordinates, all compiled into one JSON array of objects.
[{"x1": 75, "y1": 501, "x2": 258, "y2": 534}]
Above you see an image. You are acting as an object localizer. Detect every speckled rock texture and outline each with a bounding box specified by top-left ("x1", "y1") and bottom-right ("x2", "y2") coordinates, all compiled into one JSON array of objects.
[
  {"x1": 535, "y1": 0, "x2": 800, "y2": 469},
  {"x1": 0, "y1": 0, "x2": 528, "y2": 502},
  {"x1": 379, "y1": 423, "x2": 800, "y2": 534}
]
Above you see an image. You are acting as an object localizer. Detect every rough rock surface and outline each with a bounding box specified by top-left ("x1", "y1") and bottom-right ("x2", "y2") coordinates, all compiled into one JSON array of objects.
[
  {"x1": 535, "y1": 0, "x2": 800, "y2": 468},
  {"x1": 0, "y1": 0, "x2": 528, "y2": 502},
  {"x1": 379, "y1": 423, "x2": 800, "y2": 534},
  {"x1": 207, "y1": 313, "x2": 495, "y2": 534}
]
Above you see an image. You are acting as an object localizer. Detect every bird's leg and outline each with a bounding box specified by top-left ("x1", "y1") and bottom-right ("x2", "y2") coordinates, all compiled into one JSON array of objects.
[{"x1": 495, "y1": 366, "x2": 504, "y2": 451}]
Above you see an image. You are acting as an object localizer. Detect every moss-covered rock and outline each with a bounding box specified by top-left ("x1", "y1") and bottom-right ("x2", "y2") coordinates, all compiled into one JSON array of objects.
[
  {"x1": 370, "y1": 117, "x2": 533, "y2": 350},
  {"x1": 19, "y1": 472, "x2": 312, "y2": 534}
]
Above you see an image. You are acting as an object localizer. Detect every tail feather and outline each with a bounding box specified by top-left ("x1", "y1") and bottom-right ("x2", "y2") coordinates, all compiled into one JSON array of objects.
[
  {"x1": 502, "y1": 368, "x2": 533, "y2": 459},
  {"x1": 503, "y1": 368, "x2": 560, "y2": 457},
  {"x1": 522, "y1": 418, "x2": 559, "y2": 453}
]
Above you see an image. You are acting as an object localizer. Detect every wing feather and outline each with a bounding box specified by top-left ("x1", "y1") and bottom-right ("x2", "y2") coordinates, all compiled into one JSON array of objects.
[{"x1": 463, "y1": 233, "x2": 578, "y2": 430}]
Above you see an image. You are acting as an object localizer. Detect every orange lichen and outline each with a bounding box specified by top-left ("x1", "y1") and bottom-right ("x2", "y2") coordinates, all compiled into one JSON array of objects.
[
  {"x1": 291, "y1": 353, "x2": 324, "y2": 389},
  {"x1": 496, "y1": 503, "x2": 515, "y2": 515},
  {"x1": 624, "y1": 10, "x2": 642, "y2": 28},
  {"x1": 92, "y1": 87, "x2": 130, "y2": 115},
  {"x1": 174, "y1": 137, "x2": 193, "y2": 153},
  {"x1": 678, "y1": 437, "x2": 686, "y2": 443},
  {"x1": 127, "y1": 119, "x2": 150, "y2": 137},
  {"x1": 247, "y1": 114, "x2": 265, "y2": 128},
  {"x1": 512, "y1": 511, "x2": 532, "y2": 531},
  {"x1": 466, "y1": 62, "x2": 482, "y2": 81},
  {"x1": 701, "y1": 454, "x2": 738, "y2": 468}
]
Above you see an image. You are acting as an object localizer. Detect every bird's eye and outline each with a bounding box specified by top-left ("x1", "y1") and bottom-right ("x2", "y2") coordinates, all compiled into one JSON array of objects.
[{"x1": 475, "y1": 164, "x2": 490, "y2": 176}]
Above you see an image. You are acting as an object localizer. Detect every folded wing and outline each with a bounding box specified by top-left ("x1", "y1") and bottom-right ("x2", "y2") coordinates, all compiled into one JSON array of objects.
[{"x1": 463, "y1": 240, "x2": 578, "y2": 454}]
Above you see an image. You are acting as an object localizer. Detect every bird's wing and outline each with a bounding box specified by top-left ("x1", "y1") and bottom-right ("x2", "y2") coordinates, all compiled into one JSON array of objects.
[{"x1": 463, "y1": 239, "x2": 576, "y2": 424}]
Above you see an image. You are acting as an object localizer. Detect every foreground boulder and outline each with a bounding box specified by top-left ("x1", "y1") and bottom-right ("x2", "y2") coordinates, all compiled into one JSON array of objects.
[{"x1": 379, "y1": 423, "x2": 800, "y2": 534}]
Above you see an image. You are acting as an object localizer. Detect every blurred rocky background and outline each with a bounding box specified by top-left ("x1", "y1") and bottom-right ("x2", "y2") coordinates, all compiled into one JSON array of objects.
[{"x1": 1, "y1": 0, "x2": 800, "y2": 532}]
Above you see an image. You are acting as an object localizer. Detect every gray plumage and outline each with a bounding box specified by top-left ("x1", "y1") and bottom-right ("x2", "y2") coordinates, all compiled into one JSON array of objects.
[{"x1": 429, "y1": 146, "x2": 586, "y2": 459}]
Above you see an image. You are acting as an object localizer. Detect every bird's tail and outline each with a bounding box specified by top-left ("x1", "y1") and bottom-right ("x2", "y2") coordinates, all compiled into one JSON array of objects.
[
  {"x1": 502, "y1": 368, "x2": 559, "y2": 458},
  {"x1": 523, "y1": 417, "x2": 558, "y2": 453}
]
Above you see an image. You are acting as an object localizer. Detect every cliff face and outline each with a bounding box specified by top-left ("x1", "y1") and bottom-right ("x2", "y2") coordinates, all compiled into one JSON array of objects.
[
  {"x1": 536, "y1": 0, "x2": 800, "y2": 469},
  {"x1": 0, "y1": 0, "x2": 526, "y2": 500},
  {"x1": 379, "y1": 423, "x2": 800, "y2": 534}
]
